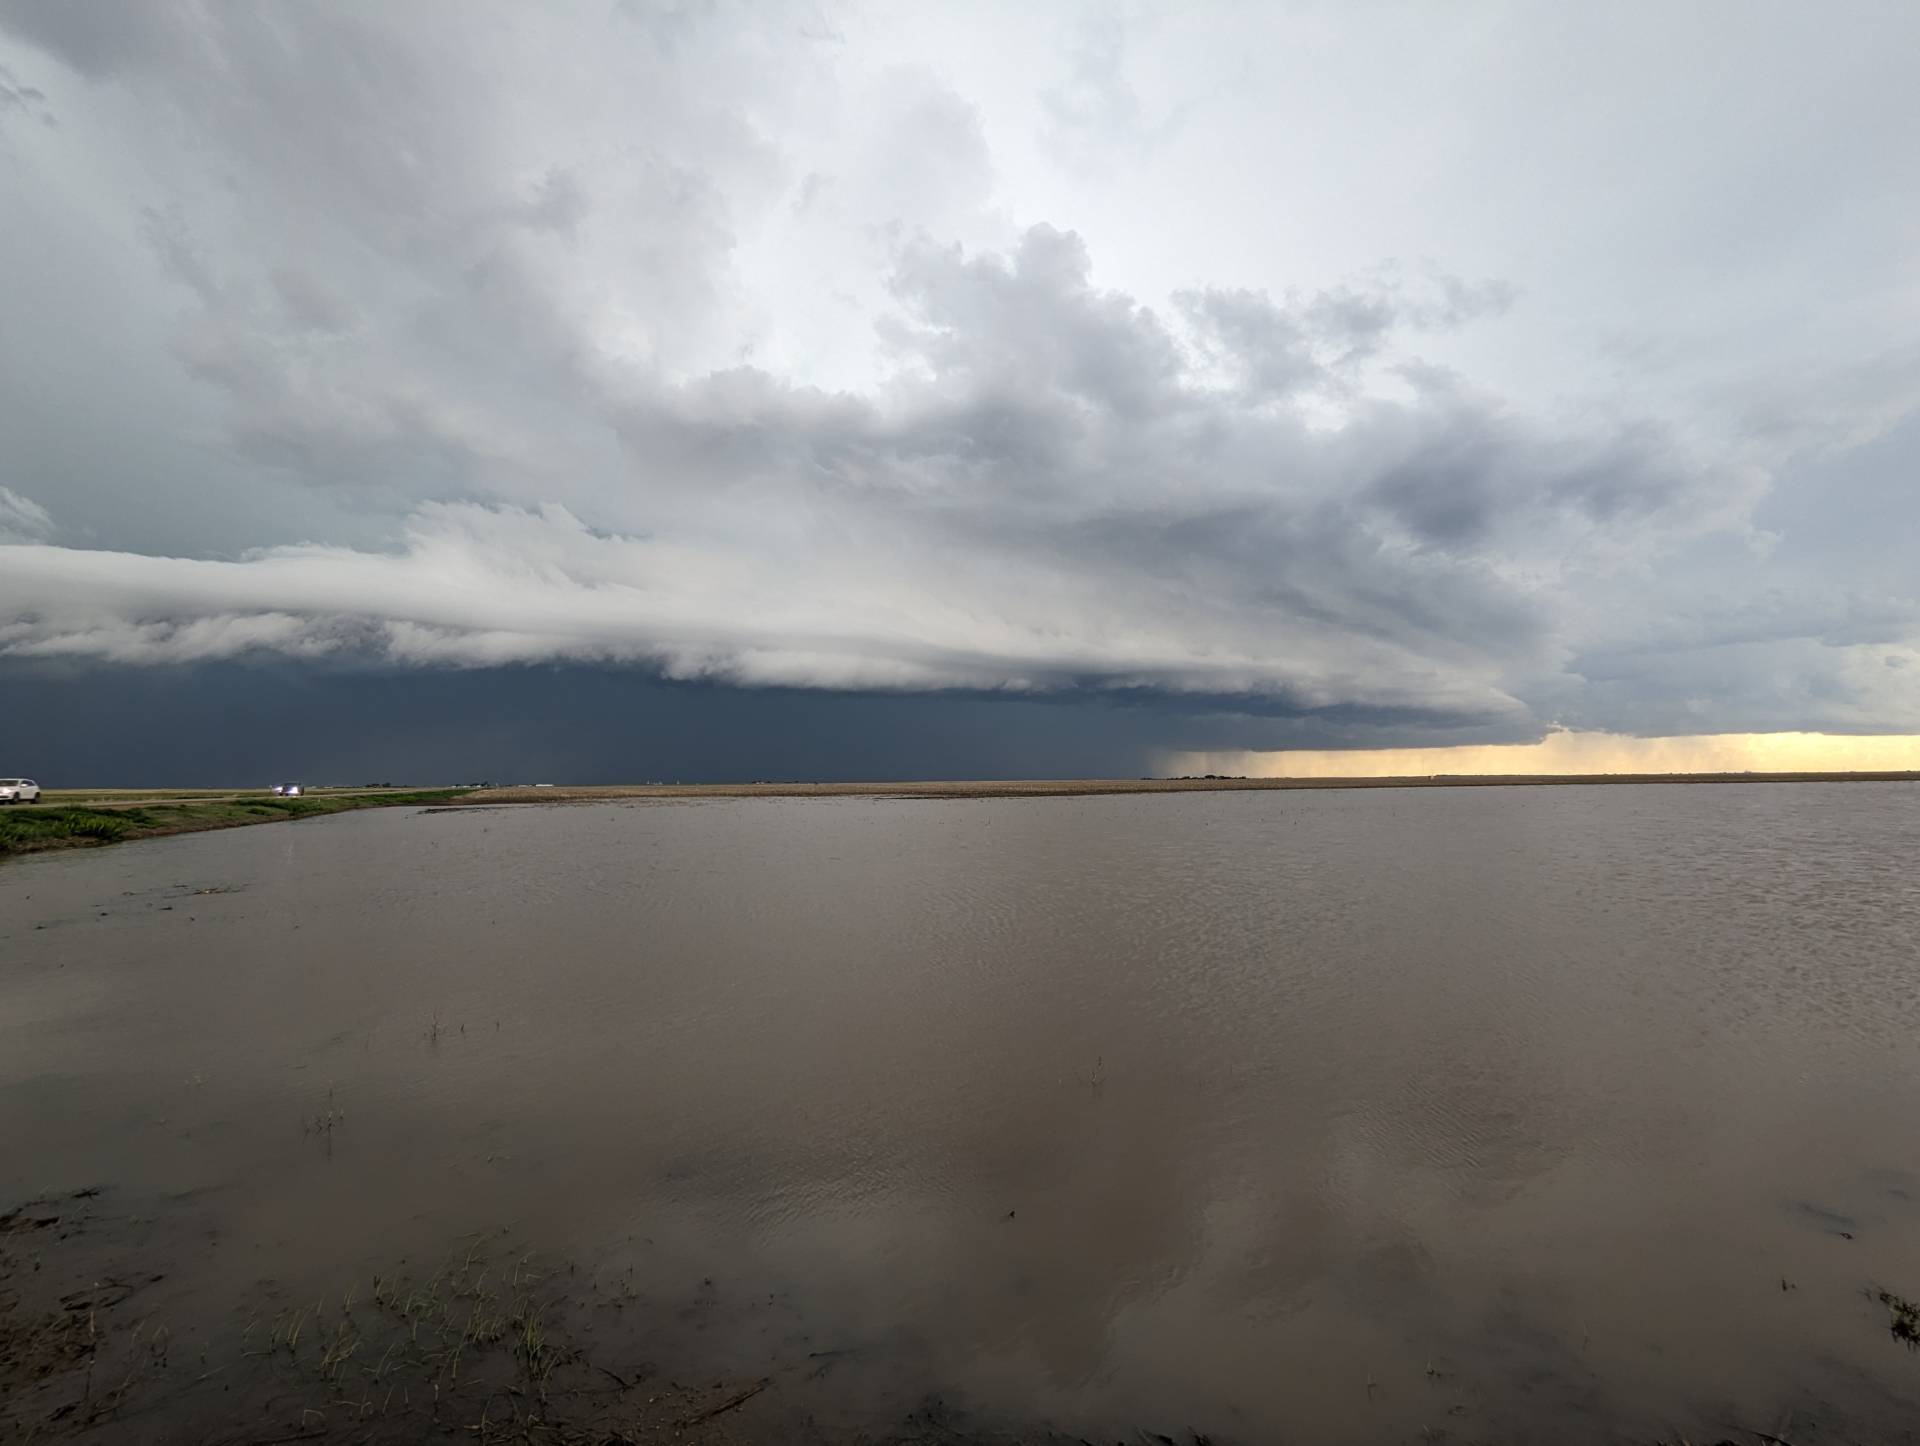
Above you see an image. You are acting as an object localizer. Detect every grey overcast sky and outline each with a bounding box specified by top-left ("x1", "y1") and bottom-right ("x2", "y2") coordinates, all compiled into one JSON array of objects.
[{"x1": 3, "y1": 1, "x2": 1919, "y2": 781}]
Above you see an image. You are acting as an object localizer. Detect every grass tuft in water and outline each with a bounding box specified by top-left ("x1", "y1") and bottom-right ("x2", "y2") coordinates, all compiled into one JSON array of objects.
[{"x1": 1877, "y1": 1289, "x2": 1920, "y2": 1348}]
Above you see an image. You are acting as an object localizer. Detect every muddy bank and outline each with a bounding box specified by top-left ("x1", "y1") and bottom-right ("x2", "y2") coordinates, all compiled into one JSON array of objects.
[
  {"x1": 0, "y1": 791, "x2": 470, "y2": 860},
  {"x1": 8, "y1": 1188, "x2": 1920, "y2": 1446},
  {"x1": 0, "y1": 1190, "x2": 1202, "y2": 1446}
]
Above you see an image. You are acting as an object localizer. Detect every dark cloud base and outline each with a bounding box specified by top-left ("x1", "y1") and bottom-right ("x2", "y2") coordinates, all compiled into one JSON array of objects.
[{"x1": 2, "y1": 663, "x2": 1536, "y2": 788}]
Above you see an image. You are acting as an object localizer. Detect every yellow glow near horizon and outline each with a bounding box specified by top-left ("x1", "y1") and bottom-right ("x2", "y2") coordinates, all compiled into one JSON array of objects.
[{"x1": 1166, "y1": 731, "x2": 1920, "y2": 779}]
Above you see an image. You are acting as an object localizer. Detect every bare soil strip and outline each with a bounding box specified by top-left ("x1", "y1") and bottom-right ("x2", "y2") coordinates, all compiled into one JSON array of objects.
[{"x1": 460, "y1": 771, "x2": 1920, "y2": 806}]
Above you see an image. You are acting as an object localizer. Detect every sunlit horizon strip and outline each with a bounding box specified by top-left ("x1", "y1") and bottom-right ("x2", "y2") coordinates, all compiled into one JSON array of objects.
[{"x1": 1163, "y1": 731, "x2": 1920, "y2": 779}]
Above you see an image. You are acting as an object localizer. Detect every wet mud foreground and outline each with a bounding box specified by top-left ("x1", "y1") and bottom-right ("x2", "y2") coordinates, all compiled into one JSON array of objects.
[
  {"x1": 9, "y1": 1187, "x2": 1920, "y2": 1446},
  {"x1": 2, "y1": 1189, "x2": 1135, "y2": 1446}
]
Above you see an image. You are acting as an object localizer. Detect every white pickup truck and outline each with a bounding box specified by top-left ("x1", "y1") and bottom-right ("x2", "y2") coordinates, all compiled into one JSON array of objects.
[{"x1": 0, "y1": 778, "x2": 42, "y2": 804}]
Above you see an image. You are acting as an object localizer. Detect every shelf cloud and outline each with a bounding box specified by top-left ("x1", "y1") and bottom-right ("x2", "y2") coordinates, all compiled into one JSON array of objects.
[{"x1": 4, "y1": 1, "x2": 1919, "y2": 769}]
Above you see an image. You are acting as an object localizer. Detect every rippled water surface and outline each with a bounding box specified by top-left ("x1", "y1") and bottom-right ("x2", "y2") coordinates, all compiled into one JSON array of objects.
[{"x1": 5, "y1": 784, "x2": 1920, "y2": 1441}]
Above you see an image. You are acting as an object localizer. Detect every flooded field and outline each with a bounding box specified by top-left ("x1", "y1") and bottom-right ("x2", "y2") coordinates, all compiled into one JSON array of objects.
[{"x1": 5, "y1": 784, "x2": 1920, "y2": 1443}]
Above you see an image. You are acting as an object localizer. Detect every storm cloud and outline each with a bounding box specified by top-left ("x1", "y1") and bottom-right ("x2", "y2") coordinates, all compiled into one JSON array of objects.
[{"x1": 3, "y1": 0, "x2": 1918, "y2": 769}]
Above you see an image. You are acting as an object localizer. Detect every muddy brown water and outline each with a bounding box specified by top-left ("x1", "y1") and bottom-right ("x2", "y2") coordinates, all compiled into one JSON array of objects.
[{"x1": 5, "y1": 784, "x2": 1920, "y2": 1443}]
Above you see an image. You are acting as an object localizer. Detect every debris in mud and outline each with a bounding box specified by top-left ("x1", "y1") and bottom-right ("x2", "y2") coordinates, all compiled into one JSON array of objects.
[
  {"x1": 59, "y1": 1276, "x2": 161, "y2": 1312},
  {"x1": 2, "y1": 1215, "x2": 1218, "y2": 1446},
  {"x1": 1877, "y1": 1289, "x2": 1920, "y2": 1348},
  {"x1": 1789, "y1": 1201, "x2": 1863, "y2": 1239},
  {"x1": 0, "y1": 1302, "x2": 97, "y2": 1383},
  {"x1": 679, "y1": 1375, "x2": 770, "y2": 1425}
]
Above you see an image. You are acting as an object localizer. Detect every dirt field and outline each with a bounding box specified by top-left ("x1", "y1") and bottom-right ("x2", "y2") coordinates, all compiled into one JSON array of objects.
[{"x1": 458, "y1": 771, "x2": 1920, "y2": 805}]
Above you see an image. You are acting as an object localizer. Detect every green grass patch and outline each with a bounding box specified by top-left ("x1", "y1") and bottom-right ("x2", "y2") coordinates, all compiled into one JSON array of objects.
[
  {"x1": 0, "y1": 792, "x2": 471, "y2": 859},
  {"x1": 38, "y1": 788, "x2": 275, "y2": 804},
  {"x1": 0, "y1": 808, "x2": 137, "y2": 851}
]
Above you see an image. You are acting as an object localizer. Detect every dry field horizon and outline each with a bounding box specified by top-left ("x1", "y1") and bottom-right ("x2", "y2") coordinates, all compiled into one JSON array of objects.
[{"x1": 459, "y1": 771, "x2": 1920, "y2": 804}]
